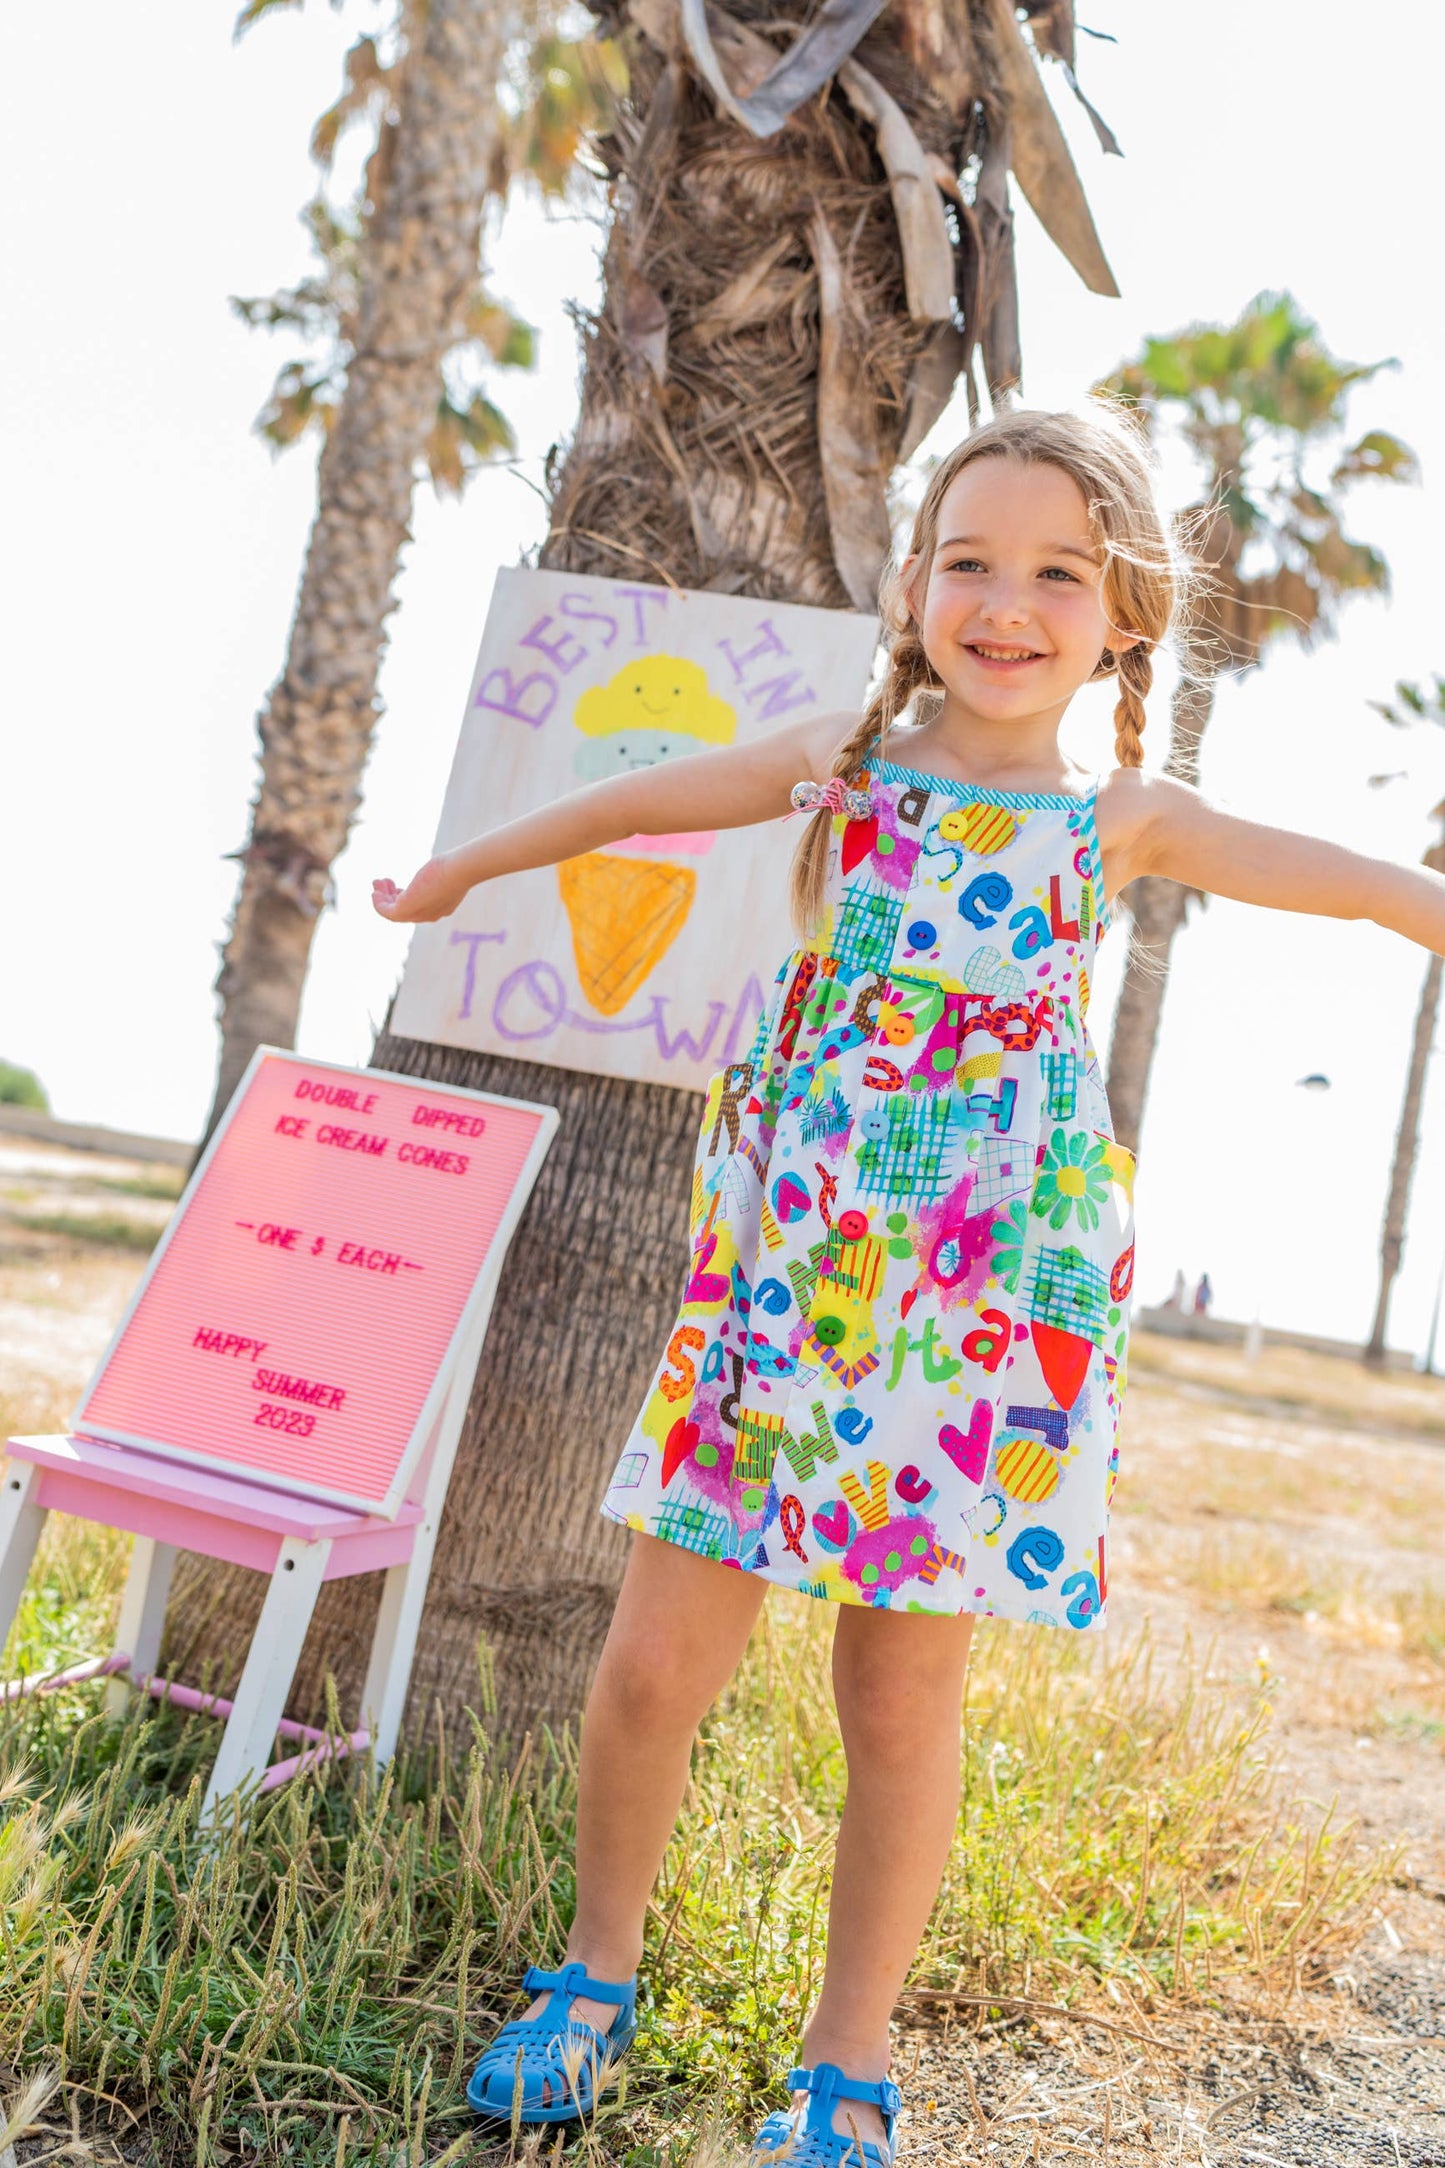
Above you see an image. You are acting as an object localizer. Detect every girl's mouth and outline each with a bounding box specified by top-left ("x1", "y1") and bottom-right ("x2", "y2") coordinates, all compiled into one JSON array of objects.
[{"x1": 965, "y1": 642, "x2": 1045, "y2": 670}]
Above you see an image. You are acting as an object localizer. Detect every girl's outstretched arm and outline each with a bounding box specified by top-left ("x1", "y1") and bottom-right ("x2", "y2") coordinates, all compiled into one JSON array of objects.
[
  {"x1": 373, "y1": 708, "x2": 855, "y2": 923},
  {"x1": 1097, "y1": 770, "x2": 1445, "y2": 954}
]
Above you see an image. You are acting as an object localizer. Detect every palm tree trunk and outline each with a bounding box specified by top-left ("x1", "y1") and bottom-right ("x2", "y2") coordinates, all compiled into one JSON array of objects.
[
  {"x1": 1105, "y1": 671, "x2": 1215, "y2": 1154},
  {"x1": 1365, "y1": 950, "x2": 1443, "y2": 1364},
  {"x1": 538, "y1": 0, "x2": 973, "y2": 602},
  {"x1": 203, "y1": 0, "x2": 510, "y2": 1142}
]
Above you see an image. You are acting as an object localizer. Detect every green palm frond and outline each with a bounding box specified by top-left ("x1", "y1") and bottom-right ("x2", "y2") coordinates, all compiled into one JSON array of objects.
[
  {"x1": 1098, "y1": 291, "x2": 1415, "y2": 669},
  {"x1": 1371, "y1": 677, "x2": 1445, "y2": 730},
  {"x1": 256, "y1": 358, "x2": 343, "y2": 449},
  {"x1": 233, "y1": 56, "x2": 536, "y2": 483},
  {"x1": 312, "y1": 33, "x2": 394, "y2": 169},
  {"x1": 462, "y1": 291, "x2": 536, "y2": 369},
  {"x1": 505, "y1": 33, "x2": 628, "y2": 197},
  {"x1": 1331, "y1": 430, "x2": 1420, "y2": 489},
  {"x1": 426, "y1": 392, "x2": 517, "y2": 495},
  {"x1": 233, "y1": 0, "x2": 307, "y2": 39}
]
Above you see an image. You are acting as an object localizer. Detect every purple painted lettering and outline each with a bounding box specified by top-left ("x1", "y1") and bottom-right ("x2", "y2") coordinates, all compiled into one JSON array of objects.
[
  {"x1": 559, "y1": 590, "x2": 620, "y2": 647},
  {"x1": 520, "y1": 615, "x2": 588, "y2": 673},
  {"x1": 716, "y1": 618, "x2": 786, "y2": 684},
  {"x1": 473, "y1": 667, "x2": 557, "y2": 728},
  {"x1": 616, "y1": 586, "x2": 670, "y2": 643},
  {"x1": 449, "y1": 928, "x2": 506, "y2": 1020},
  {"x1": 493, "y1": 960, "x2": 570, "y2": 1041},
  {"x1": 489, "y1": 958, "x2": 764, "y2": 1071},
  {"x1": 745, "y1": 670, "x2": 817, "y2": 720}
]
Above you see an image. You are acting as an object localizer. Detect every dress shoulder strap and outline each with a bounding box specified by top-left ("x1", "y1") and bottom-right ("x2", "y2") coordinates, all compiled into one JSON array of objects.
[{"x1": 1078, "y1": 775, "x2": 1109, "y2": 932}]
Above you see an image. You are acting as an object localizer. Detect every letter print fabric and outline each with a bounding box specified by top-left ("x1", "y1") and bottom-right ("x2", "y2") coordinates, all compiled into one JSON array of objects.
[{"x1": 601, "y1": 757, "x2": 1135, "y2": 1628}]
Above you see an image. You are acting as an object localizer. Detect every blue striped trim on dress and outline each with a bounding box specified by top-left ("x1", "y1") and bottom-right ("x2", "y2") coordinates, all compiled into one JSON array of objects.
[
  {"x1": 863, "y1": 755, "x2": 1113, "y2": 930},
  {"x1": 1074, "y1": 786, "x2": 1112, "y2": 933},
  {"x1": 864, "y1": 755, "x2": 1090, "y2": 812}
]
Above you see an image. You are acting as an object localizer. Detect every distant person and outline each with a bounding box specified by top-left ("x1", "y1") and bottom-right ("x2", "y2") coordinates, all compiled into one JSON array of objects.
[
  {"x1": 376, "y1": 406, "x2": 1445, "y2": 2165},
  {"x1": 1165, "y1": 1268, "x2": 1187, "y2": 1312},
  {"x1": 1193, "y1": 1272, "x2": 1213, "y2": 1316}
]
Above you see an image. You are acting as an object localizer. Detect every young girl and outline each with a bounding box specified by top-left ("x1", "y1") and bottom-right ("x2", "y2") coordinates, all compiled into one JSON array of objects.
[{"x1": 374, "y1": 406, "x2": 1445, "y2": 2164}]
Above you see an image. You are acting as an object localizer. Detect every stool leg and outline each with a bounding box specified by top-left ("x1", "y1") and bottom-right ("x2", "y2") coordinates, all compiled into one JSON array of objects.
[
  {"x1": 105, "y1": 1537, "x2": 177, "y2": 1719},
  {"x1": 0, "y1": 1462, "x2": 47, "y2": 1670},
  {"x1": 200, "y1": 1535, "x2": 331, "y2": 1826},
  {"x1": 360, "y1": 1511, "x2": 442, "y2": 1767}
]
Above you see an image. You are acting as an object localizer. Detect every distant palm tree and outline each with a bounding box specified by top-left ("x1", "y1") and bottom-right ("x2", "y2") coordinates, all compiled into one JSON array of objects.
[
  {"x1": 202, "y1": 0, "x2": 619, "y2": 1145},
  {"x1": 1365, "y1": 677, "x2": 1445, "y2": 1364},
  {"x1": 1099, "y1": 294, "x2": 1417, "y2": 1155}
]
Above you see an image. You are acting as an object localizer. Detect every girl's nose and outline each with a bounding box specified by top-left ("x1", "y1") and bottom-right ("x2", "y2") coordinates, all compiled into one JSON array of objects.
[{"x1": 979, "y1": 585, "x2": 1032, "y2": 629}]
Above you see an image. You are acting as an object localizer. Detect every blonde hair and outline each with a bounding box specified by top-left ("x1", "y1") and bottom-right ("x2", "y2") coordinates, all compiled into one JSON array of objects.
[{"x1": 788, "y1": 402, "x2": 1187, "y2": 933}]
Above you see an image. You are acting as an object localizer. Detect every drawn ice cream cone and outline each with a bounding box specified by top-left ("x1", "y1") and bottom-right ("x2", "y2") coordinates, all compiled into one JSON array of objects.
[
  {"x1": 560, "y1": 654, "x2": 738, "y2": 1015},
  {"x1": 558, "y1": 851, "x2": 698, "y2": 1015}
]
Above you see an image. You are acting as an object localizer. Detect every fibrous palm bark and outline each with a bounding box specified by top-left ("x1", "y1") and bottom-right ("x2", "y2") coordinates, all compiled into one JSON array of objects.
[{"x1": 206, "y1": 0, "x2": 511, "y2": 1140}]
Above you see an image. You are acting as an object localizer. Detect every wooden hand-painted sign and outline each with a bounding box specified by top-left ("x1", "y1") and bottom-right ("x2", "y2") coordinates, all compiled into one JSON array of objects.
[
  {"x1": 390, "y1": 567, "x2": 878, "y2": 1091},
  {"x1": 74, "y1": 1051, "x2": 557, "y2": 1515}
]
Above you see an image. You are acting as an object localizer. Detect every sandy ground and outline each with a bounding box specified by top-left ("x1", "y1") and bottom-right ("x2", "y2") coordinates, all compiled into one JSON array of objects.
[
  {"x1": 2, "y1": 1138, "x2": 1443, "y2": 2163},
  {"x1": 899, "y1": 1335, "x2": 1445, "y2": 2166}
]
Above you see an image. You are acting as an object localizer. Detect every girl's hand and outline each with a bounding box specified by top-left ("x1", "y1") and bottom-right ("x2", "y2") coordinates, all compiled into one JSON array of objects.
[{"x1": 371, "y1": 855, "x2": 471, "y2": 923}]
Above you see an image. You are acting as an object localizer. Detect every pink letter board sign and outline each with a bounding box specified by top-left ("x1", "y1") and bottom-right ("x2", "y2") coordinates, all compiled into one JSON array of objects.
[{"x1": 74, "y1": 1051, "x2": 557, "y2": 1516}]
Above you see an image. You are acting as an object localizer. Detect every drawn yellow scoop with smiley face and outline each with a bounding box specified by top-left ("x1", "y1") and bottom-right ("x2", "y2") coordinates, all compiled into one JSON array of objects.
[{"x1": 559, "y1": 656, "x2": 738, "y2": 1016}]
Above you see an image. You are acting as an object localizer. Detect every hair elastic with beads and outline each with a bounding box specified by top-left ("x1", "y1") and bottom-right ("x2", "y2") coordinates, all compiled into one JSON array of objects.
[{"x1": 789, "y1": 777, "x2": 874, "y2": 820}]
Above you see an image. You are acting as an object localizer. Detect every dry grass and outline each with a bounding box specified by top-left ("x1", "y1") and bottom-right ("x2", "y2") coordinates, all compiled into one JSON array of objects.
[{"x1": 1130, "y1": 1329, "x2": 1445, "y2": 1443}]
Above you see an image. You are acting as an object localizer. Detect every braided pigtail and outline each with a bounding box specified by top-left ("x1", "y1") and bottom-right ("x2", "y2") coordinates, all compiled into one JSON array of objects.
[
  {"x1": 788, "y1": 596, "x2": 939, "y2": 937},
  {"x1": 1112, "y1": 642, "x2": 1152, "y2": 768}
]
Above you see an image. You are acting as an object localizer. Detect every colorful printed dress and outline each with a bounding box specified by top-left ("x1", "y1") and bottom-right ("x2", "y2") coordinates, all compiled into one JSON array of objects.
[{"x1": 601, "y1": 755, "x2": 1135, "y2": 1630}]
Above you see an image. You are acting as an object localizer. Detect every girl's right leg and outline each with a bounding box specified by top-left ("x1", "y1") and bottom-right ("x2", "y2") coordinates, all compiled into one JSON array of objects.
[{"x1": 524, "y1": 1532, "x2": 768, "y2": 2035}]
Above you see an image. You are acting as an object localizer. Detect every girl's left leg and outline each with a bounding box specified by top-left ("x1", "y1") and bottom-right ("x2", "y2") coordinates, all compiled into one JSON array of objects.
[{"x1": 794, "y1": 1605, "x2": 975, "y2": 2147}]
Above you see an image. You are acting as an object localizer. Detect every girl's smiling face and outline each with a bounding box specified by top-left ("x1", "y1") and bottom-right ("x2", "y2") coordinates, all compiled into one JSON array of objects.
[{"x1": 905, "y1": 456, "x2": 1136, "y2": 725}]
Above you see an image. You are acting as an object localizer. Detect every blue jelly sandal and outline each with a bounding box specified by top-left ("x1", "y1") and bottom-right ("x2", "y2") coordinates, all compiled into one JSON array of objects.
[
  {"x1": 465, "y1": 1960, "x2": 639, "y2": 2125},
  {"x1": 753, "y1": 2063, "x2": 903, "y2": 2166}
]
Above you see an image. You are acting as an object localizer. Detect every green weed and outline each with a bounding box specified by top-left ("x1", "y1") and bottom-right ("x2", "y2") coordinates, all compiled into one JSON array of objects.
[
  {"x1": 94, "y1": 1173, "x2": 186, "y2": 1202},
  {"x1": 1394, "y1": 1584, "x2": 1445, "y2": 1666},
  {"x1": 6, "y1": 1211, "x2": 160, "y2": 1252}
]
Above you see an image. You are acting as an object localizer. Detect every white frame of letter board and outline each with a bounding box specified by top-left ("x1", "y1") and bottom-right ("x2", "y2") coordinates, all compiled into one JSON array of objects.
[{"x1": 70, "y1": 1047, "x2": 559, "y2": 1518}]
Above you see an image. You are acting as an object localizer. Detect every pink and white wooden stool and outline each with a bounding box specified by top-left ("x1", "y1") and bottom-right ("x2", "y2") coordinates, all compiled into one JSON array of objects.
[{"x1": 0, "y1": 1051, "x2": 557, "y2": 1824}]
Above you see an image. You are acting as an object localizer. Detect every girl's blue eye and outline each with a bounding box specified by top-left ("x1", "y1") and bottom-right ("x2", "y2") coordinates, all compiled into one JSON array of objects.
[{"x1": 1041, "y1": 566, "x2": 1079, "y2": 581}]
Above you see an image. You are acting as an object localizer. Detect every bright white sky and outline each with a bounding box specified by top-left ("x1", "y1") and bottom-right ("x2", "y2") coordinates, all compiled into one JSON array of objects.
[{"x1": 4, "y1": 2, "x2": 1444, "y2": 1354}]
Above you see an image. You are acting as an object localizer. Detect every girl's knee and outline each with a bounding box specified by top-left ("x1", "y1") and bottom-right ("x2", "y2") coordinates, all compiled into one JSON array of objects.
[
  {"x1": 592, "y1": 1615, "x2": 721, "y2": 1734},
  {"x1": 833, "y1": 1620, "x2": 971, "y2": 1755},
  {"x1": 837, "y1": 1671, "x2": 956, "y2": 1761}
]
